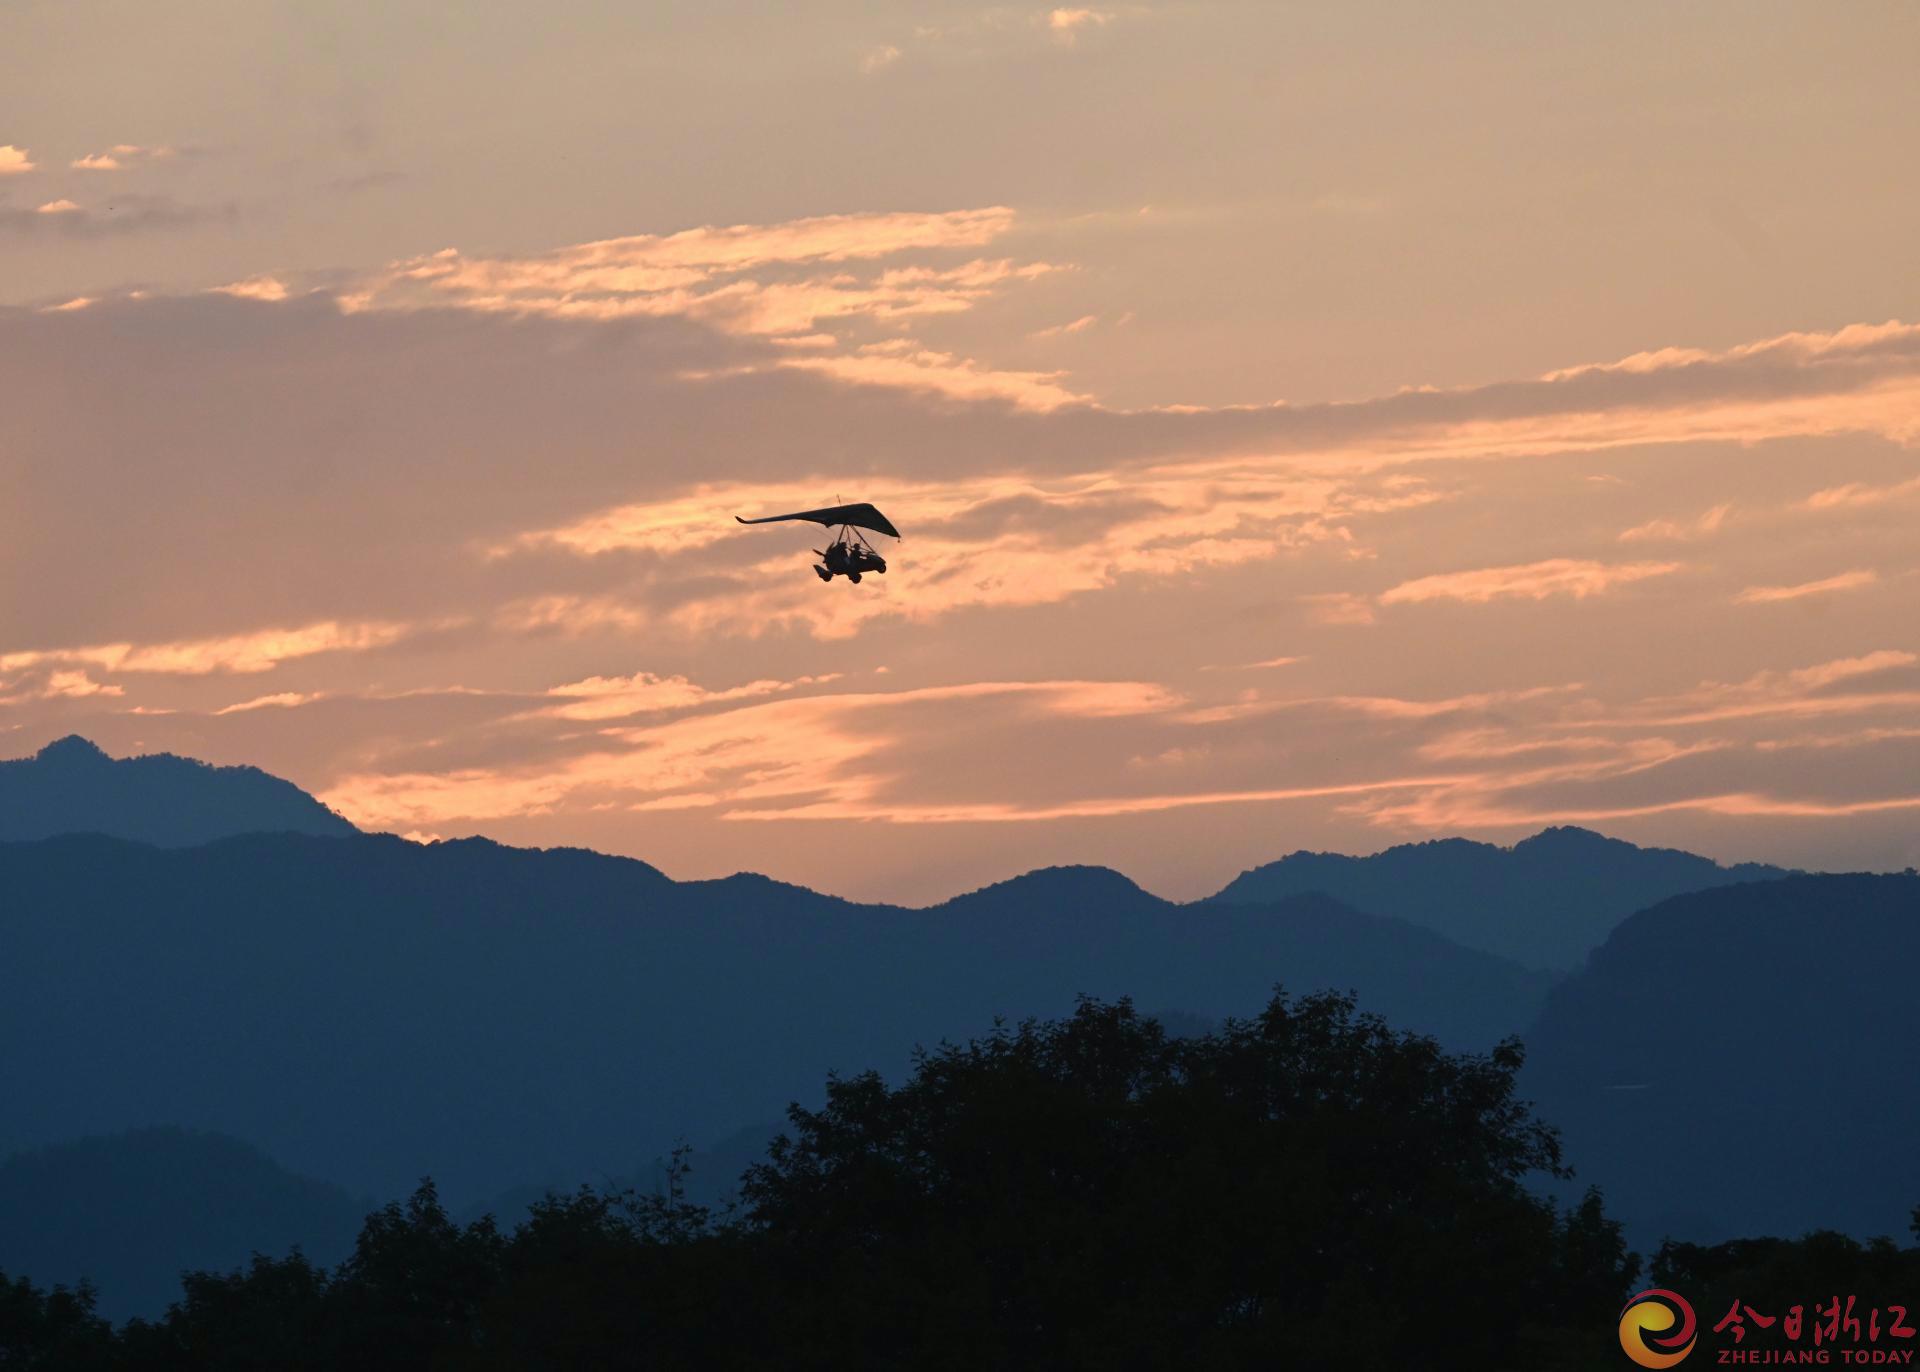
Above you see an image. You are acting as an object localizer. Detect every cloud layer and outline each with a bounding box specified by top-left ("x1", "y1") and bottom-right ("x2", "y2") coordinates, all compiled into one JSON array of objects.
[{"x1": 2, "y1": 202, "x2": 1917, "y2": 898}]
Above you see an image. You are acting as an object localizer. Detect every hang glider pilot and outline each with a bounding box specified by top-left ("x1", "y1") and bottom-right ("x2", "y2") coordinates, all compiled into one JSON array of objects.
[{"x1": 734, "y1": 502, "x2": 902, "y2": 584}]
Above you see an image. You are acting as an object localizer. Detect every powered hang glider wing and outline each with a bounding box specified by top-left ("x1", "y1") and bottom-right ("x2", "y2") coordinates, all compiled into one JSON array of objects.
[{"x1": 734, "y1": 502, "x2": 902, "y2": 540}]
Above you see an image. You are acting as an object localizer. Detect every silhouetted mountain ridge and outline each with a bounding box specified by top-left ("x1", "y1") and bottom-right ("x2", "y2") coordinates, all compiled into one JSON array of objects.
[
  {"x1": 1209, "y1": 825, "x2": 1794, "y2": 968},
  {"x1": 0, "y1": 829, "x2": 1548, "y2": 1216},
  {"x1": 5, "y1": 737, "x2": 1805, "y2": 971},
  {"x1": 0, "y1": 1127, "x2": 368, "y2": 1321},
  {"x1": 939, "y1": 864, "x2": 1160, "y2": 911},
  {"x1": 0, "y1": 735, "x2": 356, "y2": 846},
  {"x1": 1522, "y1": 871, "x2": 1920, "y2": 1246}
]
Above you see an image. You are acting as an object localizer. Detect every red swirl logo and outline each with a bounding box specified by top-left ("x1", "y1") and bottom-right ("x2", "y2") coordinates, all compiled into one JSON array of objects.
[{"x1": 1619, "y1": 1288, "x2": 1697, "y2": 1368}]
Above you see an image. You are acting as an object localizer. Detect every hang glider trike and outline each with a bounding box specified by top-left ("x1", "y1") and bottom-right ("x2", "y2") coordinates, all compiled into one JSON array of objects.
[{"x1": 734, "y1": 502, "x2": 901, "y2": 583}]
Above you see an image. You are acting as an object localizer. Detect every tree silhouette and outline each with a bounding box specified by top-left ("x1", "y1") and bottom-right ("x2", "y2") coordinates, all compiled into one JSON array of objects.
[
  {"x1": 133, "y1": 1250, "x2": 330, "y2": 1370},
  {"x1": 0, "y1": 1271, "x2": 115, "y2": 1371},
  {"x1": 738, "y1": 988, "x2": 1637, "y2": 1369},
  {"x1": 1653, "y1": 1227, "x2": 1920, "y2": 1349}
]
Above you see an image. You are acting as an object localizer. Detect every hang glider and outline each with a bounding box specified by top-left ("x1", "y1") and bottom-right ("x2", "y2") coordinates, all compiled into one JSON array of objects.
[
  {"x1": 734, "y1": 502, "x2": 901, "y2": 584},
  {"x1": 734, "y1": 502, "x2": 902, "y2": 540}
]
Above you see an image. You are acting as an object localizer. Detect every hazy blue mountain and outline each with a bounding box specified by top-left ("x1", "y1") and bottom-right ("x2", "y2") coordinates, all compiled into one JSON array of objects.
[
  {"x1": 1209, "y1": 826, "x2": 1793, "y2": 969},
  {"x1": 927, "y1": 866, "x2": 1558, "y2": 1050},
  {"x1": 1521, "y1": 872, "x2": 1920, "y2": 1248},
  {"x1": 0, "y1": 735, "x2": 356, "y2": 845},
  {"x1": 0, "y1": 833, "x2": 1548, "y2": 1214},
  {"x1": 0, "y1": 1127, "x2": 368, "y2": 1320}
]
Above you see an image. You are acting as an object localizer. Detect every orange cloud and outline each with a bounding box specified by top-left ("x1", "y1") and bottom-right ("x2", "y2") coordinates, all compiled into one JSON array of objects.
[
  {"x1": 1178, "y1": 683, "x2": 1580, "y2": 726},
  {"x1": 538, "y1": 670, "x2": 843, "y2": 721},
  {"x1": 1324, "y1": 726, "x2": 1779, "y2": 831},
  {"x1": 41, "y1": 669, "x2": 123, "y2": 700},
  {"x1": 231, "y1": 220, "x2": 1920, "y2": 460},
  {"x1": 723, "y1": 776, "x2": 1463, "y2": 824},
  {"x1": 1755, "y1": 725, "x2": 1920, "y2": 753},
  {"x1": 1543, "y1": 320, "x2": 1920, "y2": 382},
  {"x1": 1802, "y1": 475, "x2": 1920, "y2": 510},
  {"x1": 1047, "y1": 8, "x2": 1114, "y2": 41},
  {"x1": 0, "y1": 145, "x2": 34, "y2": 175},
  {"x1": 1109, "y1": 648, "x2": 1920, "y2": 840},
  {"x1": 293, "y1": 632, "x2": 1920, "y2": 856},
  {"x1": 213, "y1": 276, "x2": 290, "y2": 301},
  {"x1": 70, "y1": 144, "x2": 178, "y2": 170},
  {"x1": 35, "y1": 199, "x2": 81, "y2": 215},
  {"x1": 345, "y1": 208, "x2": 1022, "y2": 337},
  {"x1": 0, "y1": 618, "x2": 423, "y2": 677},
  {"x1": 69, "y1": 145, "x2": 174, "y2": 171},
  {"x1": 781, "y1": 345, "x2": 1089, "y2": 411},
  {"x1": 1782, "y1": 650, "x2": 1915, "y2": 691},
  {"x1": 1619, "y1": 502, "x2": 1731, "y2": 542},
  {"x1": 1030, "y1": 314, "x2": 1098, "y2": 339},
  {"x1": 215, "y1": 691, "x2": 326, "y2": 714},
  {"x1": 1415, "y1": 729, "x2": 1622, "y2": 761},
  {"x1": 1734, "y1": 569, "x2": 1879, "y2": 604},
  {"x1": 1252, "y1": 320, "x2": 1920, "y2": 477},
  {"x1": 1378, "y1": 559, "x2": 1681, "y2": 606},
  {"x1": 1200, "y1": 655, "x2": 1303, "y2": 672},
  {"x1": 320, "y1": 678, "x2": 1183, "y2": 829},
  {"x1": 1348, "y1": 786, "x2": 1920, "y2": 833},
  {"x1": 1606, "y1": 650, "x2": 1920, "y2": 728}
]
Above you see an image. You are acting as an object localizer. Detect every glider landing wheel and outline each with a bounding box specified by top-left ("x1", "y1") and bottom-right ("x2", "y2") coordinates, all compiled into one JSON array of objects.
[
  {"x1": 848, "y1": 572, "x2": 862, "y2": 583},
  {"x1": 814, "y1": 565, "x2": 832, "y2": 582}
]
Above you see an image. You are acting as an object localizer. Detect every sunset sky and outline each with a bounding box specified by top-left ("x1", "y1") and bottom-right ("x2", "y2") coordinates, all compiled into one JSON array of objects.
[{"x1": 3, "y1": 1, "x2": 1917, "y2": 901}]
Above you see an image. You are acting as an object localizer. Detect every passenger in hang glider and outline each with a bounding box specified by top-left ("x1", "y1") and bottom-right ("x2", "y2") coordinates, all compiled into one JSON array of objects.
[{"x1": 734, "y1": 502, "x2": 901, "y2": 584}]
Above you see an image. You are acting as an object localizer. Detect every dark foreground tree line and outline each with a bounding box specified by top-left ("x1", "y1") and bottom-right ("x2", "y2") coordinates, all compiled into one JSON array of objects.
[{"x1": 3, "y1": 989, "x2": 1914, "y2": 1371}]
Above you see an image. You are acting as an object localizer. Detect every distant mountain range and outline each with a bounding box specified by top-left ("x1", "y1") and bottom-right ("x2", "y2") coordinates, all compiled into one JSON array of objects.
[
  {"x1": 2, "y1": 735, "x2": 1797, "y2": 969},
  {"x1": 0, "y1": 735, "x2": 356, "y2": 846},
  {"x1": 0, "y1": 832, "x2": 1549, "y2": 1212},
  {"x1": 0, "y1": 1127, "x2": 368, "y2": 1320},
  {"x1": 1211, "y1": 828, "x2": 1793, "y2": 968},
  {"x1": 1523, "y1": 871, "x2": 1920, "y2": 1248}
]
